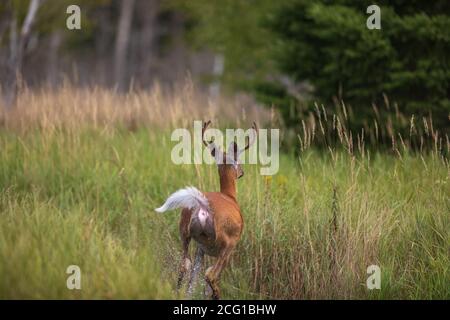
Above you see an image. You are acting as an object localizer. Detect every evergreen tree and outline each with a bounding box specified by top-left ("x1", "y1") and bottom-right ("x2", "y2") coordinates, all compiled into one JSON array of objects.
[{"x1": 268, "y1": 0, "x2": 450, "y2": 130}]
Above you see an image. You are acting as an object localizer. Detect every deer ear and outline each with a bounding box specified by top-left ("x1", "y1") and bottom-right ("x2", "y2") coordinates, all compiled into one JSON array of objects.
[
  {"x1": 228, "y1": 141, "x2": 239, "y2": 160},
  {"x1": 206, "y1": 141, "x2": 223, "y2": 163},
  {"x1": 208, "y1": 144, "x2": 217, "y2": 158}
]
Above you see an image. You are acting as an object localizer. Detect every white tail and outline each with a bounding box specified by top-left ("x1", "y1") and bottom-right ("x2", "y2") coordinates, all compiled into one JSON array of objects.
[{"x1": 155, "y1": 187, "x2": 209, "y2": 213}]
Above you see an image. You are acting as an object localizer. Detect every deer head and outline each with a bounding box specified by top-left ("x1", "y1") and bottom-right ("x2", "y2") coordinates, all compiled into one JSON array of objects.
[{"x1": 202, "y1": 120, "x2": 258, "y2": 180}]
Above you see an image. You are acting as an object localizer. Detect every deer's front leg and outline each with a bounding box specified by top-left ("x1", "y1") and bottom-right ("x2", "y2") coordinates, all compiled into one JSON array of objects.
[
  {"x1": 205, "y1": 244, "x2": 234, "y2": 300},
  {"x1": 187, "y1": 246, "x2": 204, "y2": 296}
]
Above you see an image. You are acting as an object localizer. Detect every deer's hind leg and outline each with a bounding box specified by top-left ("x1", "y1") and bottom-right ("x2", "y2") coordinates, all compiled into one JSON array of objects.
[
  {"x1": 205, "y1": 242, "x2": 235, "y2": 300},
  {"x1": 177, "y1": 209, "x2": 192, "y2": 290}
]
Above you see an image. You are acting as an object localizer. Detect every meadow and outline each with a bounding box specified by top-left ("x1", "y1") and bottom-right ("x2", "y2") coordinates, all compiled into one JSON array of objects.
[{"x1": 0, "y1": 85, "x2": 448, "y2": 299}]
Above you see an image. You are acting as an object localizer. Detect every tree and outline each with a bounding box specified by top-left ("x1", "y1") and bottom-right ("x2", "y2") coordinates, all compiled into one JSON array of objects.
[
  {"x1": 268, "y1": 0, "x2": 450, "y2": 131},
  {"x1": 5, "y1": 0, "x2": 42, "y2": 107},
  {"x1": 173, "y1": 0, "x2": 449, "y2": 136},
  {"x1": 114, "y1": 0, "x2": 135, "y2": 91}
]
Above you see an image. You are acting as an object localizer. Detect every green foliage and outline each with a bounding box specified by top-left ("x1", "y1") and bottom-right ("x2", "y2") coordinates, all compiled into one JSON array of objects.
[
  {"x1": 174, "y1": 0, "x2": 449, "y2": 134},
  {"x1": 268, "y1": 0, "x2": 450, "y2": 130}
]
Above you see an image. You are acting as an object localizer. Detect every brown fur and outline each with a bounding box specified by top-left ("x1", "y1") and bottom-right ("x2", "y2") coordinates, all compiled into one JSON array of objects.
[
  {"x1": 176, "y1": 121, "x2": 256, "y2": 299},
  {"x1": 178, "y1": 165, "x2": 243, "y2": 299}
]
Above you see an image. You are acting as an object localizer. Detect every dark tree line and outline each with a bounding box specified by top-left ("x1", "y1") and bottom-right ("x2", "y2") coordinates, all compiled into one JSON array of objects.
[
  {"x1": 1, "y1": 0, "x2": 448, "y2": 139},
  {"x1": 0, "y1": 0, "x2": 219, "y2": 105}
]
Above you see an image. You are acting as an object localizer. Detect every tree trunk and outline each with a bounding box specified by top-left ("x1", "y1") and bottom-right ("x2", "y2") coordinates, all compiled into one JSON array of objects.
[
  {"x1": 47, "y1": 31, "x2": 62, "y2": 86},
  {"x1": 5, "y1": 0, "x2": 42, "y2": 108},
  {"x1": 137, "y1": 0, "x2": 159, "y2": 87},
  {"x1": 114, "y1": 0, "x2": 135, "y2": 92},
  {"x1": 209, "y1": 54, "x2": 224, "y2": 99}
]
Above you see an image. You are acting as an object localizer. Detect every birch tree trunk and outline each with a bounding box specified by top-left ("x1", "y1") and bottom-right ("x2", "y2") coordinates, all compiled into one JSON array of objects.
[{"x1": 5, "y1": 0, "x2": 42, "y2": 108}]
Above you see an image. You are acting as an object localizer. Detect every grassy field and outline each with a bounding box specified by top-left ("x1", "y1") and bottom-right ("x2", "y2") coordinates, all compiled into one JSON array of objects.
[{"x1": 0, "y1": 86, "x2": 448, "y2": 299}]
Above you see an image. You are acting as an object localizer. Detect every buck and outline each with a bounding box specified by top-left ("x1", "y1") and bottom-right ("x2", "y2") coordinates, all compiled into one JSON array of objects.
[{"x1": 155, "y1": 120, "x2": 258, "y2": 299}]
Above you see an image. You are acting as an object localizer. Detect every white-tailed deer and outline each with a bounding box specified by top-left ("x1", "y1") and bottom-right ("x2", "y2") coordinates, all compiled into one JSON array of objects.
[{"x1": 155, "y1": 120, "x2": 258, "y2": 299}]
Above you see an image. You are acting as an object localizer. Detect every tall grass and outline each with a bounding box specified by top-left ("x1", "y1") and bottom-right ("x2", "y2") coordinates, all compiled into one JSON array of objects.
[{"x1": 0, "y1": 85, "x2": 448, "y2": 299}]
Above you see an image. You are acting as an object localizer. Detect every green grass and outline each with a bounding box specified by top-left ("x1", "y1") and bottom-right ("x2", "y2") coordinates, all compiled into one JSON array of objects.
[{"x1": 0, "y1": 125, "x2": 448, "y2": 299}]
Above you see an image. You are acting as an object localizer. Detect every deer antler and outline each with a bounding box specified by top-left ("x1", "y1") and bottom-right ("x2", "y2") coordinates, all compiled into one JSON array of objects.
[
  {"x1": 202, "y1": 120, "x2": 212, "y2": 147},
  {"x1": 202, "y1": 120, "x2": 222, "y2": 158},
  {"x1": 238, "y1": 122, "x2": 258, "y2": 155}
]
